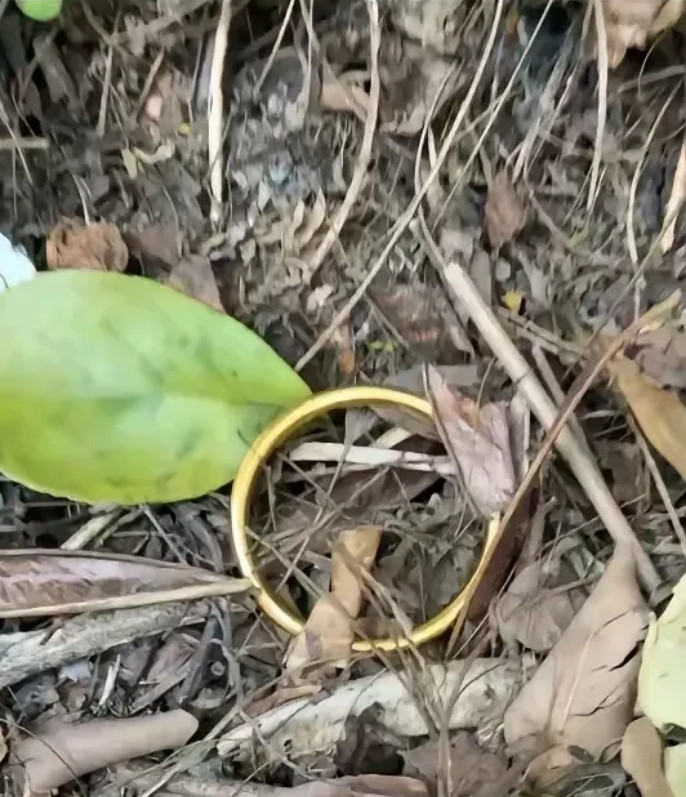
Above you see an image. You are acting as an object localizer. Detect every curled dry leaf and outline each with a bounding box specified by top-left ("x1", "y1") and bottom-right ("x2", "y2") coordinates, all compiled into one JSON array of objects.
[
  {"x1": 285, "y1": 525, "x2": 382, "y2": 675},
  {"x1": 621, "y1": 717, "x2": 674, "y2": 797},
  {"x1": 639, "y1": 571, "x2": 686, "y2": 730},
  {"x1": 484, "y1": 171, "x2": 526, "y2": 249},
  {"x1": 426, "y1": 365, "x2": 515, "y2": 516},
  {"x1": 504, "y1": 545, "x2": 648, "y2": 783},
  {"x1": 607, "y1": 355, "x2": 686, "y2": 484},
  {"x1": 0, "y1": 549, "x2": 246, "y2": 618},
  {"x1": 46, "y1": 219, "x2": 128, "y2": 272},
  {"x1": 11, "y1": 709, "x2": 197, "y2": 794}
]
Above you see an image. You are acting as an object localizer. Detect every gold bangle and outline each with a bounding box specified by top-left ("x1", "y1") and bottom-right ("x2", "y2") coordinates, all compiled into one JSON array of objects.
[{"x1": 230, "y1": 385, "x2": 500, "y2": 652}]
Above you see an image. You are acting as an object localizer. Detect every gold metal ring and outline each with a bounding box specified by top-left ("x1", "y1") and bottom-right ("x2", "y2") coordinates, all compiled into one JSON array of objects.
[{"x1": 230, "y1": 385, "x2": 500, "y2": 652}]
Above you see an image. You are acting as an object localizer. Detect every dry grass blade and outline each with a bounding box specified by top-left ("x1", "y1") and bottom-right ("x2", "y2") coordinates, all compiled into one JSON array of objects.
[
  {"x1": 661, "y1": 131, "x2": 686, "y2": 253},
  {"x1": 208, "y1": 0, "x2": 232, "y2": 225},
  {"x1": 306, "y1": 0, "x2": 380, "y2": 278}
]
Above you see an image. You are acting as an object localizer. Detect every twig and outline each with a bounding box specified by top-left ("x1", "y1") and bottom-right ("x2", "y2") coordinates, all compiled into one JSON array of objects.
[
  {"x1": 661, "y1": 129, "x2": 686, "y2": 253},
  {"x1": 288, "y1": 441, "x2": 453, "y2": 474},
  {"x1": 97, "y1": 42, "x2": 115, "y2": 138},
  {"x1": 440, "y1": 259, "x2": 665, "y2": 592},
  {"x1": 61, "y1": 507, "x2": 122, "y2": 550},
  {"x1": 0, "y1": 601, "x2": 213, "y2": 688},
  {"x1": 294, "y1": 0, "x2": 505, "y2": 371},
  {"x1": 306, "y1": 0, "x2": 380, "y2": 279},
  {"x1": 217, "y1": 658, "x2": 522, "y2": 757},
  {"x1": 252, "y1": 0, "x2": 296, "y2": 99},
  {"x1": 629, "y1": 415, "x2": 686, "y2": 559},
  {"x1": 209, "y1": 0, "x2": 232, "y2": 225},
  {"x1": 531, "y1": 344, "x2": 594, "y2": 462},
  {"x1": 588, "y1": 0, "x2": 608, "y2": 214}
]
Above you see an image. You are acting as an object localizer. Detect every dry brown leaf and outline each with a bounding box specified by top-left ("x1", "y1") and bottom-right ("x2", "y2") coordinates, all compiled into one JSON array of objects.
[
  {"x1": 124, "y1": 223, "x2": 180, "y2": 269},
  {"x1": 496, "y1": 556, "x2": 585, "y2": 652},
  {"x1": 285, "y1": 525, "x2": 382, "y2": 674},
  {"x1": 661, "y1": 133, "x2": 686, "y2": 253},
  {"x1": 604, "y1": 0, "x2": 685, "y2": 68},
  {"x1": 621, "y1": 717, "x2": 674, "y2": 797},
  {"x1": 484, "y1": 171, "x2": 526, "y2": 249},
  {"x1": 167, "y1": 254, "x2": 224, "y2": 313},
  {"x1": 427, "y1": 365, "x2": 515, "y2": 516},
  {"x1": 46, "y1": 219, "x2": 128, "y2": 272},
  {"x1": 607, "y1": 355, "x2": 686, "y2": 483},
  {"x1": 504, "y1": 544, "x2": 648, "y2": 779},
  {"x1": 11, "y1": 710, "x2": 197, "y2": 794},
  {"x1": 402, "y1": 732, "x2": 508, "y2": 796},
  {"x1": 0, "y1": 549, "x2": 245, "y2": 618}
]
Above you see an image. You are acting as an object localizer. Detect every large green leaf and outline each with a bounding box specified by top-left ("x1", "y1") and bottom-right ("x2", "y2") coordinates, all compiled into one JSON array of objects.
[{"x1": 0, "y1": 271, "x2": 310, "y2": 504}]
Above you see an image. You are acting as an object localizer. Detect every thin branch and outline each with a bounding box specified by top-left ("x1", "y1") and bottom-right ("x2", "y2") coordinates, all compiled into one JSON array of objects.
[{"x1": 209, "y1": 0, "x2": 232, "y2": 225}]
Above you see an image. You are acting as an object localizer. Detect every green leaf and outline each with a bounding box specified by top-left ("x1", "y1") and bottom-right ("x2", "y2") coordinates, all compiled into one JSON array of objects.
[
  {"x1": 0, "y1": 271, "x2": 310, "y2": 504},
  {"x1": 16, "y1": 0, "x2": 62, "y2": 21},
  {"x1": 638, "y1": 571, "x2": 686, "y2": 729}
]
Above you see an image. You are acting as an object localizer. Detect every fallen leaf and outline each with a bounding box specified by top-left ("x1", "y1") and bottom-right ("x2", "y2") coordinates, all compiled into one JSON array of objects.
[
  {"x1": 666, "y1": 744, "x2": 686, "y2": 797},
  {"x1": 426, "y1": 365, "x2": 516, "y2": 516},
  {"x1": 124, "y1": 223, "x2": 180, "y2": 269},
  {"x1": 621, "y1": 717, "x2": 674, "y2": 797},
  {"x1": 11, "y1": 709, "x2": 197, "y2": 794},
  {"x1": 167, "y1": 254, "x2": 224, "y2": 313},
  {"x1": 484, "y1": 171, "x2": 526, "y2": 249},
  {"x1": 637, "y1": 329, "x2": 686, "y2": 389},
  {"x1": 0, "y1": 271, "x2": 310, "y2": 503},
  {"x1": 0, "y1": 549, "x2": 246, "y2": 618},
  {"x1": 372, "y1": 283, "x2": 471, "y2": 359},
  {"x1": 496, "y1": 555, "x2": 586, "y2": 652},
  {"x1": 402, "y1": 732, "x2": 508, "y2": 796},
  {"x1": 46, "y1": 219, "x2": 128, "y2": 272},
  {"x1": 639, "y1": 571, "x2": 686, "y2": 730},
  {"x1": 606, "y1": 354, "x2": 686, "y2": 484},
  {"x1": 285, "y1": 525, "x2": 382, "y2": 674},
  {"x1": 504, "y1": 545, "x2": 648, "y2": 778},
  {"x1": 603, "y1": 0, "x2": 685, "y2": 68},
  {"x1": 0, "y1": 232, "x2": 36, "y2": 293}
]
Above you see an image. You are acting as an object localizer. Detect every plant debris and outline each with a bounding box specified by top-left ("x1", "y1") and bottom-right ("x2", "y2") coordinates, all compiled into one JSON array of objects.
[{"x1": 3, "y1": 1, "x2": 686, "y2": 795}]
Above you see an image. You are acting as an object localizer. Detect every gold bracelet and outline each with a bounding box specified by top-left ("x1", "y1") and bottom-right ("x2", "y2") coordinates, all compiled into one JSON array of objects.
[{"x1": 230, "y1": 385, "x2": 500, "y2": 652}]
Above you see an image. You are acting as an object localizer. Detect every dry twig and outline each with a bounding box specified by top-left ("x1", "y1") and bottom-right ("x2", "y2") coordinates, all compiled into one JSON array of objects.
[{"x1": 209, "y1": 0, "x2": 232, "y2": 225}]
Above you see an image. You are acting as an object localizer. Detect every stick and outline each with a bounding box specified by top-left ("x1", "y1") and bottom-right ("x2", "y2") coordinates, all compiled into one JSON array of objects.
[
  {"x1": 0, "y1": 600, "x2": 211, "y2": 688},
  {"x1": 209, "y1": 0, "x2": 232, "y2": 225},
  {"x1": 217, "y1": 658, "x2": 522, "y2": 757},
  {"x1": 441, "y1": 261, "x2": 663, "y2": 592}
]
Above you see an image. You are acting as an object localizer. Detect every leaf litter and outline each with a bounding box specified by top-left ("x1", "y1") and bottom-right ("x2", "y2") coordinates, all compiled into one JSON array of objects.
[{"x1": 4, "y1": 0, "x2": 686, "y2": 795}]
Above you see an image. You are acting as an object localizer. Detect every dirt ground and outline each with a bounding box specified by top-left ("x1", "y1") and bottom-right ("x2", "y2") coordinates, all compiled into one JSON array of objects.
[{"x1": 3, "y1": 0, "x2": 686, "y2": 795}]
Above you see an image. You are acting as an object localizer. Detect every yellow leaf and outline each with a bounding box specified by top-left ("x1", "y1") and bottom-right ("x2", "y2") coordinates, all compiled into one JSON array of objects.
[
  {"x1": 607, "y1": 356, "x2": 686, "y2": 482},
  {"x1": 502, "y1": 291, "x2": 523, "y2": 314}
]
